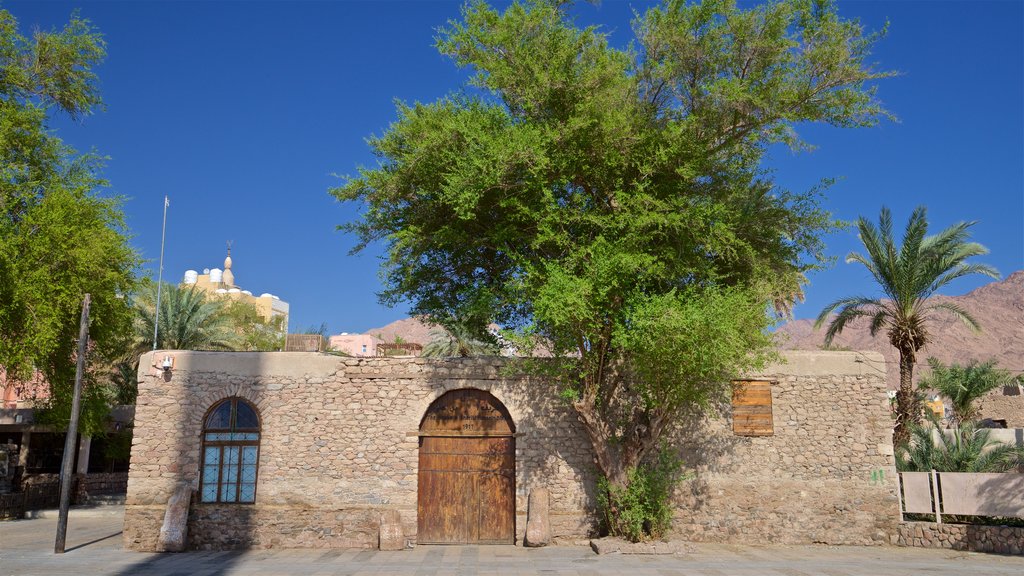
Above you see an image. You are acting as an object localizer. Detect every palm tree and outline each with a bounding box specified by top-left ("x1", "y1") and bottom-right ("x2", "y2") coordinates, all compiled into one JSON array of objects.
[
  {"x1": 897, "y1": 420, "x2": 1024, "y2": 473},
  {"x1": 919, "y1": 358, "x2": 1012, "y2": 426},
  {"x1": 815, "y1": 206, "x2": 998, "y2": 447},
  {"x1": 133, "y1": 282, "x2": 239, "y2": 353},
  {"x1": 421, "y1": 324, "x2": 497, "y2": 358}
]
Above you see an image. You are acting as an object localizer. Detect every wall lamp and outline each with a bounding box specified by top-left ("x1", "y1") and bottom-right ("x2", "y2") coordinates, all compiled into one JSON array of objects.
[{"x1": 161, "y1": 355, "x2": 174, "y2": 372}]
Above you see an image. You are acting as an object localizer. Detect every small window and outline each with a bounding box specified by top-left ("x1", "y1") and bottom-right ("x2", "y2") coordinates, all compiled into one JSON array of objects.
[
  {"x1": 200, "y1": 397, "x2": 260, "y2": 503},
  {"x1": 732, "y1": 380, "x2": 773, "y2": 436}
]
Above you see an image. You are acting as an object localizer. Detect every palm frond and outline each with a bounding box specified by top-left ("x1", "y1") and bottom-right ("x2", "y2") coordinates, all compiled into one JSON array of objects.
[
  {"x1": 817, "y1": 297, "x2": 880, "y2": 345},
  {"x1": 930, "y1": 262, "x2": 1000, "y2": 295},
  {"x1": 926, "y1": 301, "x2": 982, "y2": 332}
]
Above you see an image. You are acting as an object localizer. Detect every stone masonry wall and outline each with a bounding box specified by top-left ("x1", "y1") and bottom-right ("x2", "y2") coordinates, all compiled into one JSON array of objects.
[
  {"x1": 978, "y1": 385, "x2": 1024, "y2": 428},
  {"x1": 896, "y1": 522, "x2": 1024, "y2": 554},
  {"x1": 671, "y1": 353, "x2": 898, "y2": 545},
  {"x1": 124, "y1": 350, "x2": 897, "y2": 550},
  {"x1": 125, "y1": 352, "x2": 594, "y2": 551}
]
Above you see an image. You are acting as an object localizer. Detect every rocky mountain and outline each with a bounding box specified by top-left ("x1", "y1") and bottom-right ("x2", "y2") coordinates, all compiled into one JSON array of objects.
[
  {"x1": 362, "y1": 316, "x2": 437, "y2": 345},
  {"x1": 775, "y1": 271, "x2": 1024, "y2": 390}
]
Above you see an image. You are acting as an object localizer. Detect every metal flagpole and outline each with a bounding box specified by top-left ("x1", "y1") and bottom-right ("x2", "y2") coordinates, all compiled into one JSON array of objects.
[{"x1": 153, "y1": 196, "x2": 169, "y2": 350}]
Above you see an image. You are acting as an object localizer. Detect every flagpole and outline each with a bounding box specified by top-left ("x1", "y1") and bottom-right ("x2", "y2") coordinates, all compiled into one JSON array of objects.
[{"x1": 153, "y1": 196, "x2": 169, "y2": 350}]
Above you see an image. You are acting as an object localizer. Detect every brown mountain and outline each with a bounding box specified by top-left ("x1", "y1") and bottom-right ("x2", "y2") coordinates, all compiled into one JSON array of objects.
[
  {"x1": 775, "y1": 270, "x2": 1024, "y2": 390},
  {"x1": 363, "y1": 316, "x2": 437, "y2": 345}
]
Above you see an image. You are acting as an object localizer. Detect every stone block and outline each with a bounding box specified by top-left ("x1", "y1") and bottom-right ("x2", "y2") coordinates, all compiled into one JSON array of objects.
[
  {"x1": 157, "y1": 482, "x2": 192, "y2": 552},
  {"x1": 524, "y1": 487, "x2": 551, "y2": 547},
  {"x1": 378, "y1": 509, "x2": 405, "y2": 551}
]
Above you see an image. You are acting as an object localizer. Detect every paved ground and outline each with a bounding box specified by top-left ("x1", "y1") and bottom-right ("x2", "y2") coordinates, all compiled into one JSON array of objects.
[{"x1": 2, "y1": 507, "x2": 1023, "y2": 576}]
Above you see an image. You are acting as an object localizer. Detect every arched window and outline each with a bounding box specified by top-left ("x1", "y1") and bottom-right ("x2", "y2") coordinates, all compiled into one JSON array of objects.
[{"x1": 200, "y1": 397, "x2": 260, "y2": 503}]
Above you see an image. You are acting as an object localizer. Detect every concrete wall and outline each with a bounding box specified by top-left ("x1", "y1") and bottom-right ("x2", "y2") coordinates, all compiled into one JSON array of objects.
[{"x1": 124, "y1": 350, "x2": 897, "y2": 551}]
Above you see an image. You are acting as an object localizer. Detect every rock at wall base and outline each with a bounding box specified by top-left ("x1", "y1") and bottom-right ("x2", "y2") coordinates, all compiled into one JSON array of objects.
[
  {"x1": 378, "y1": 509, "x2": 405, "y2": 551},
  {"x1": 157, "y1": 482, "x2": 192, "y2": 552},
  {"x1": 524, "y1": 488, "x2": 551, "y2": 547}
]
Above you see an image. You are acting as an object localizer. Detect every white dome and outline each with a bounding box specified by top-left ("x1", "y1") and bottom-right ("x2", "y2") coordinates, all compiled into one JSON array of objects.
[
  {"x1": 227, "y1": 288, "x2": 241, "y2": 294},
  {"x1": 183, "y1": 270, "x2": 198, "y2": 284},
  {"x1": 215, "y1": 288, "x2": 228, "y2": 294},
  {"x1": 209, "y1": 268, "x2": 223, "y2": 283}
]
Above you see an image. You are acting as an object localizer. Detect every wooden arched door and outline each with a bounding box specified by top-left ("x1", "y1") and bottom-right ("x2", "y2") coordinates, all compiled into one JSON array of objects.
[{"x1": 417, "y1": 389, "x2": 515, "y2": 544}]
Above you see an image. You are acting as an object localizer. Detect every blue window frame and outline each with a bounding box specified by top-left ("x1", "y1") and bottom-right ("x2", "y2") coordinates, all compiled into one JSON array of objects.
[{"x1": 200, "y1": 398, "x2": 260, "y2": 503}]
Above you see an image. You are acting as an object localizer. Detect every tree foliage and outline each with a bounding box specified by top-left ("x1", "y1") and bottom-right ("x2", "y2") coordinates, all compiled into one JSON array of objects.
[
  {"x1": 222, "y1": 299, "x2": 286, "y2": 352},
  {"x1": 0, "y1": 8, "x2": 139, "y2": 432},
  {"x1": 335, "y1": 0, "x2": 891, "y2": 539},
  {"x1": 815, "y1": 206, "x2": 998, "y2": 447},
  {"x1": 132, "y1": 282, "x2": 240, "y2": 354},
  {"x1": 919, "y1": 358, "x2": 1012, "y2": 427},
  {"x1": 897, "y1": 420, "x2": 1024, "y2": 473}
]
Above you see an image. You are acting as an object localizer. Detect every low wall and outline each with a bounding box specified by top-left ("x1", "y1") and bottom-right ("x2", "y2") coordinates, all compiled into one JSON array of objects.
[
  {"x1": 124, "y1": 351, "x2": 896, "y2": 550},
  {"x1": 897, "y1": 522, "x2": 1024, "y2": 554}
]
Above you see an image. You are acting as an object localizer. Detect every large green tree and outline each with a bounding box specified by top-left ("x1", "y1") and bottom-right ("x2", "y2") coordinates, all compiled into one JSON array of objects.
[
  {"x1": 816, "y1": 206, "x2": 998, "y2": 447},
  {"x1": 0, "y1": 8, "x2": 139, "y2": 433},
  {"x1": 335, "y1": 0, "x2": 890, "y2": 537}
]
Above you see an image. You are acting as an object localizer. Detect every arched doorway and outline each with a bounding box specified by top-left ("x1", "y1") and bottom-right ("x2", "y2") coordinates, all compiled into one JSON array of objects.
[{"x1": 417, "y1": 389, "x2": 515, "y2": 544}]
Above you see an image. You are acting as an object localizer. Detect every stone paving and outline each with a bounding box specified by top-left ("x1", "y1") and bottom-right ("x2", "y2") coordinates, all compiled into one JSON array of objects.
[{"x1": 2, "y1": 507, "x2": 1023, "y2": 576}]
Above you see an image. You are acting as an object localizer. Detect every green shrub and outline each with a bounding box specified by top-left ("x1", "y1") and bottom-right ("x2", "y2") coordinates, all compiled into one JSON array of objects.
[{"x1": 597, "y1": 448, "x2": 687, "y2": 542}]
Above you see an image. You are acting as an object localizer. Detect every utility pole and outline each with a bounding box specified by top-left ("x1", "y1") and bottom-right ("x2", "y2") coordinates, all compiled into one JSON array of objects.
[
  {"x1": 153, "y1": 195, "x2": 169, "y2": 350},
  {"x1": 55, "y1": 293, "x2": 90, "y2": 554}
]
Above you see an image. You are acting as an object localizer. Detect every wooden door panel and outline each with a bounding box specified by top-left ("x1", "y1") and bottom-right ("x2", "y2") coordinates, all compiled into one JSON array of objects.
[
  {"x1": 418, "y1": 390, "x2": 516, "y2": 544},
  {"x1": 477, "y1": 470, "x2": 515, "y2": 543}
]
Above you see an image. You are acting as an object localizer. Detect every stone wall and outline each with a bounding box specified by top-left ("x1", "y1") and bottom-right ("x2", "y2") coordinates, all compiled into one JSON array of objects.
[
  {"x1": 124, "y1": 350, "x2": 897, "y2": 551},
  {"x1": 978, "y1": 384, "x2": 1024, "y2": 428},
  {"x1": 671, "y1": 353, "x2": 898, "y2": 545},
  {"x1": 896, "y1": 522, "x2": 1024, "y2": 554}
]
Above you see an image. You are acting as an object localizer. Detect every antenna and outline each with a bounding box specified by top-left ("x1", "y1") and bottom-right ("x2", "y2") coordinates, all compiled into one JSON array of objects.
[{"x1": 153, "y1": 196, "x2": 169, "y2": 350}]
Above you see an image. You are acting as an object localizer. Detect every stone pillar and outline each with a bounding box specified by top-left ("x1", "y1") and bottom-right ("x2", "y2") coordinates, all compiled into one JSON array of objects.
[{"x1": 524, "y1": 487, "x2": 551, "y2": 547}]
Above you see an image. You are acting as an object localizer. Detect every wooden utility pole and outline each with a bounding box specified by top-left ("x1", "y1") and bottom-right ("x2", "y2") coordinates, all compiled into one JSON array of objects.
[{"x1": 55, "y1": 293, "x2": 90, "y2": 554}]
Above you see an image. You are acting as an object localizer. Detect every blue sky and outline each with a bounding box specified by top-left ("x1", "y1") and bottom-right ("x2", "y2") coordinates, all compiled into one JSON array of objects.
[{"x1": 7, "y1": 0, "x2": 1022, "y2": 334}]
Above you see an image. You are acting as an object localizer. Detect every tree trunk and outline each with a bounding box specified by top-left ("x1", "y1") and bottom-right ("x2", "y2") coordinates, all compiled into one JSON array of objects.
[
  {"x1": 893, "y1": 349, "x2": 920, "y2": 448},
  {"x1": 572, "y1": 399, "x2": 656, "y2": 489}
]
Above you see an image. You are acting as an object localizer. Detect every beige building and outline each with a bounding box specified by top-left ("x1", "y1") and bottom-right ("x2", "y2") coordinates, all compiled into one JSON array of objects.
[{"x1": 183, "y1": 248, "x2": 289, "y2": 332}]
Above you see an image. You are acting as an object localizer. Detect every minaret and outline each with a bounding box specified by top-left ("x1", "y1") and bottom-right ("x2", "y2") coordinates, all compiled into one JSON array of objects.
[{"x1": 222, "y1": 241, "x2": 234, "y2": 287}]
